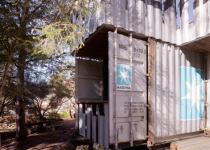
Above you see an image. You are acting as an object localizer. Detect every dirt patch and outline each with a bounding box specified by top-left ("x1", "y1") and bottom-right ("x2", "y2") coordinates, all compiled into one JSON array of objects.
[{"x1": 1, "y1": 119, "x2": 75, "y2": 150}]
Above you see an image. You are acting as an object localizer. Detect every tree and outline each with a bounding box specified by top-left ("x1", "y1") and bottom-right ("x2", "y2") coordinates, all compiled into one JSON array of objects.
[
  {"x1": 0, "y1": 0, "x2": 97, "y2": 140},
  {"x1": 25, "y1": 69, "x2": 75, "y2": 122}
]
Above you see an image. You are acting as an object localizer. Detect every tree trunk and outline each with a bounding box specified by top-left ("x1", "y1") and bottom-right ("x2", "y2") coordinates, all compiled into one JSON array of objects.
[
  {"x1": 16, "y1": 49, "x2": 27, "y2": 140},
  {"x1": 0, "y1": 97, "x2": 6, "y2": 116},
  {"x1": 0, "y1": 63, "x2": 9, "y2": 97},
  {"x1": 0, "y1": 63, "x2": 9, "y2": 116}
]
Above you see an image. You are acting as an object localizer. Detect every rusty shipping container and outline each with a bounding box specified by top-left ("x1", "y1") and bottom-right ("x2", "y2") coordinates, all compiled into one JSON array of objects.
[{"x1": 75, "y1": 25, "x2": 209, "y2": 149}]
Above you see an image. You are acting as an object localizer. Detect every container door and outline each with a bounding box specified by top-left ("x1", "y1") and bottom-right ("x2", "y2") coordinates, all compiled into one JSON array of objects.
[{"x1": 108, "y1": 32, "x2": 147, "y2": 147}]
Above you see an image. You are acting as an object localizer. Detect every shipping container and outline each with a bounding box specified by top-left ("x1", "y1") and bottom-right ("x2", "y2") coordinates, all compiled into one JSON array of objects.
[
  {"x1": 75, "y1": 25, "x2": 209, "y2": 149},
  {"x1": 82, "y1": 0, "x2": 210, "y2": 45},
  {"x1": 147, "y1": 40, "x2": 206, "y2": 146}
]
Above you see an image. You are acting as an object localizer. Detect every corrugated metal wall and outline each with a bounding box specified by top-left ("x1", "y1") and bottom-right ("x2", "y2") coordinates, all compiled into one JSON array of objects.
[
  {"x1": 206, "y1": 54, "x2": 210, "y2": 129},
  {"x1": 149, "y1": 41, "x2": 205, "y2": 144},
  {"x1": 86, "y1": 0, "x2": 210, "y2": 45},
  {"x1": 78, "y1": 103, "x2": 109, "y2": 149},
  {"x1": 108, "y1": 32, "x2": 147, "y2": 147}
]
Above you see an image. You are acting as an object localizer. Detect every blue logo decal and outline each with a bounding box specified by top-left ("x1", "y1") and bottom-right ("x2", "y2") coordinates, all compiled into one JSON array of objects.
[
  {"x1": 180, "y1": 66, "x2": 204, "y2": 120},
  {"x1": 116, "y1": 64, "x2": 132, "y2": 89}
]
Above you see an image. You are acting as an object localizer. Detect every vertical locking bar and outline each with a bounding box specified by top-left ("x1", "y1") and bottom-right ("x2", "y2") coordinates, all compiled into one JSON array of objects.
[
  {"x1": 113, "y1": 28, "x2": 118, "y2": 149},
  {"x1": 129, "y1": 33, "x2": 134, "y2": 147}
]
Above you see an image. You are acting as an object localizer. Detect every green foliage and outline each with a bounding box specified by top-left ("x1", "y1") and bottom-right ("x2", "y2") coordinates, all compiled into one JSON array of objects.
[
  {"x1": 24, "y1": 69, "x2": 75, "y2": 121},
  {"x1": 37, "y1": 0, "x2": 98, "y2": 56},
  {"x1": 47, "y1": 112, "x2": 61, "y2": 120},
  {"x1": 0, "y1": 0, "x2": 97, "y2": 137},
  {"x1": 58, "y1": 111, "x2": 69, "y2": 118},
  {"x1": 51, "y1": 72, "x2": 75, "y2": 99}
]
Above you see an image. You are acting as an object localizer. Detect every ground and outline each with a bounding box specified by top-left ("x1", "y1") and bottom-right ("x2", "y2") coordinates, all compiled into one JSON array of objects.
[{"x1": 1, "y1": 119, "x2": 75, "y2": 150}]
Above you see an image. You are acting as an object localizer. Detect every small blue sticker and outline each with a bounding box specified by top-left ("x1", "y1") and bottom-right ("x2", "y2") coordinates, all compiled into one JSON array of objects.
[{"x1": 116, "y1": 64, "x2": 132, "y2": 89}]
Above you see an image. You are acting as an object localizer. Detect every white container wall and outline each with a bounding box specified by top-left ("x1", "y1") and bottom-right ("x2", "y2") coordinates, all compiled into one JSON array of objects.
[
  {"x1": 148, "y1": 41, "x2": 205, "y2": 144},
  {"x1": 206, "y1": 53, "x2": 210, "y2": 129},
  {"x1": 108, "y1": 32, "x2": 147, "y2": 147},
  {"x1": 85, "y1": 0, "x2": 210, "y2": 45}
]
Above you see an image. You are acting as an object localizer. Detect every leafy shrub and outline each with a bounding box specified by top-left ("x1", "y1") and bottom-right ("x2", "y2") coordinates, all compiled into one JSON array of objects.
[
  {"x1": 47, "y1": 112, "x2": 61, "y2": 120},
  {"x1": 59, "y1": 111, "x2": 69, "y2": 118}
]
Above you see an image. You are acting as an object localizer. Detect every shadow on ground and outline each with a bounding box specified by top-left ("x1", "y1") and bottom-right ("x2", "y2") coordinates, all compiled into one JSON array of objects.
[{"x1": 2, "y1": 119, "x2": 75, "y2": 150}]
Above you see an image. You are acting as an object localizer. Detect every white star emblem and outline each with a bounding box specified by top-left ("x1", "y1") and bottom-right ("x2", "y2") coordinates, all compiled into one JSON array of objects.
[
  {"x1": 119, "y1": 68, "x2": 129, "y2": 82},
  {"x1": 181, "y1": 78, "x2": 203, "y2": 113}
]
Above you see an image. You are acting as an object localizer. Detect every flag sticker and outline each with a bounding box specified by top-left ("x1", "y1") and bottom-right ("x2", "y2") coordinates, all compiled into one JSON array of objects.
[
  {"x1": 116, "y1": 64, "x2": 132, "y2": 89},
  {"x1": 180, "y1": 66, "x2": 204, "y2": 120}
]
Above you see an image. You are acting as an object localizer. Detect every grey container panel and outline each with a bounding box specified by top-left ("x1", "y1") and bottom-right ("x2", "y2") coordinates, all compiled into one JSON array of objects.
[
  {"x1": 108, "y1": 31, "x2": 115, "y2": 144},
  {"x1": 108, "y1": 32, "x2": 147, "y2": 145},
  {"x1": 115, "y1": 33, "x2": 130, "y2": 60},
  {"x1": 78, "y1": 79, "x2": 103, "y2": 100},
  {"x1": 85, "y1": 0, "x2": 210, "y2": 45},
  {"x1": 77, "y1": 60, "x2": 103, "y2": 77},
  {"x1": 98, "y1": 116, "x2": 105, "y2": 146},
  {"x1": 175, "y1": 47, "x2": 181, "y2": 135},
  {"x1": 115, "y1": 117, "x2": 147, "y2": 143},
  {"x1": 86, "y1": 106, "x2": 92, "y2": 139},
  {"x1": 92, "y1": 115, "x2": 97, "y2": 142},
  {"x1": 78, "y1": 104, "x2": 86, "y2": 137},
  {"x1": 104, "y1": 104, "x2": 109, "y2": 149},
  {"x1": 131, "y1": 120, "x2": 147, "y2": 141},
  {"x1": 151, "y1": 41, "x2": 205, "y2": 143},
  {"x1": 206, "y1": 53, "x2": 210, "y2": 129},
  {"x1": 133, "y1": 38, "x2": 147, "y2": 75},
  {"x1": 78, "y1": 103, "x2": 109, "y2": 149},
  {"x1": 76, "y1": 59, "x2": 103, "y2": 101},
  {"x1": 96, "y1": 104, "x2": 109, "y2": 148},
  {"x1": 133, "y1": 63, "x2": 147, "y2": 91},
  {"x1": 161, "y1": 43, "x2": 169, "y2": 137},
  {"x1": 116, "y1": 122, "x2": 130, "y2": 143},
  {"x1": 114, "y1": 58, "x2": 146, "y2": 92},
  {"x1": 115, "y1": 91, "x2": 146, "y2": 118},
  {"x1": 168, "y1": 45, "x2": 176, "y2": 136}
]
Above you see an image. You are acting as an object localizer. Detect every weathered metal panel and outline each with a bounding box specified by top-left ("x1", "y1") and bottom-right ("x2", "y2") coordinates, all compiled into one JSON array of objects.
[
  {"x1": 104, "y1": 103, "x2": 109, "y2": 149},
  {"x1": 96, "y1": 103, "x2": 109, "y2": 149},
  {"x1": 86, "y1": 106, "x2": 92, "y2": 139},
  {"x1": 78, "y1": 104, "x2": 86, "y2": 137},
  {"x1": 206, "y1": 53, "x2": 210, "y2": 129},
  {"x1": 86, "y1": 0, "x2": 210, "y2": 45},
  {"x1": 98, "y1": 115, "x2": 104, "y2": 146},
  {"x1": 92, "y1": 113, "x2": 97, "y2": 142},
  {"x1": 76, "y1": 59, "x2": 103, "y2": 101},
  {"x1": 108, "y1": 31, "x2": 147, "y2": 147},
  {"x1": 181, "y1": 0, "x2": 189, "y2": 43},
  {"x1": 149, "y1": 41, "x2": 205, "y2": 144},
  {"x1": 154, "y1": 0, "x2": 162, "y2": 39},
  {"x1": 147, "y1": 0, "x2": 155, "y2": 37}
]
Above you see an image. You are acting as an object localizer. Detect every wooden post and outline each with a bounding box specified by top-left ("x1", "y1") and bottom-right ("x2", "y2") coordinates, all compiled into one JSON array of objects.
[{"x1": 147, "y1": 38, "x2": 156, "y2": 147}]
